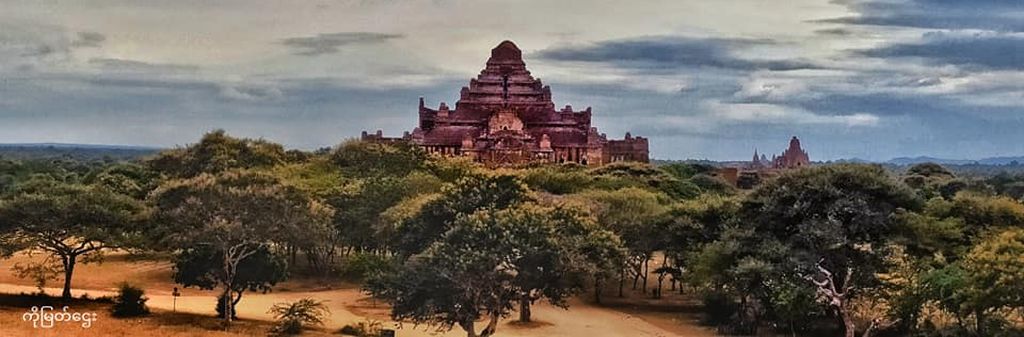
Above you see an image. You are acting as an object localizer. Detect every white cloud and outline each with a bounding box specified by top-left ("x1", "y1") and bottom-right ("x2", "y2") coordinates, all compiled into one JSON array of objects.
[{"x1": 708, "y1": 102, "x2": 880, "y2": 127}]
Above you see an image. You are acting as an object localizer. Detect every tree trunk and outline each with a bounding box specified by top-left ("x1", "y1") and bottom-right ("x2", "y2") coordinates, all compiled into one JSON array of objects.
[
  {"x1": 61, "y1": 255, "x2": 77, "y2": 299},
  {"x1": 642, "y1": 258, "x2": 650, "y2": 294},
  {"x1": 461, "y1": 320, "x2": 477, "y2": 337},
  {"x1": 594, "y1": 277, "x2": 603, "y2": 304},
  {"x1": 842, "y1": 307, "x2": 855, "y2": 337},
  {"x1": 975, "y1": 309, "x2": 985, "y2": 337},
  {"x1": 519, "y1": 295, "x2": 532, "y2": 322},
  {"x1": 480, "y1": 312, "x2": 500, "y2": 337},
  {"x1": 618, "y1": 269, "x2": 625, "y2": 298},
  {"x1": 655, "y1": 274, "x2": 664, "y2": 299},
  {"x1": 222, "y1": 285, "x2": 234, "y2": 324}
]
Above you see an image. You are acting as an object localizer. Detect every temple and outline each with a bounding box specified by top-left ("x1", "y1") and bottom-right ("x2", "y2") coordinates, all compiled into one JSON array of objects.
[
  {"x1": 715, "y1": 136, "x2": 811, "y2": 189},
  {"x1": 362, "y1": 40, "x2": 649, "y2": 166},
  {"x1": 752, "y1": 136, "x2": 810, "y2": 169}
]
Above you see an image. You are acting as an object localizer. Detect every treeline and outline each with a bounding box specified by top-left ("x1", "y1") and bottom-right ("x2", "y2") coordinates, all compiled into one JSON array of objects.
[{"x1": 0, "y1": 131, "x2": 1023, "y2": 337}]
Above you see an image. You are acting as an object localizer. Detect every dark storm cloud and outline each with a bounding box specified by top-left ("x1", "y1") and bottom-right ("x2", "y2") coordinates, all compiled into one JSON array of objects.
[
  {"x1": 821, "y1": 0, "x2": 1024, "y2": 32},
  {"x1": 857, "y1": 32, "x2": 1024, "y2": 70},
  {"x1": 280, "y1": 32, "x2": 404, "y2": 56},
  {"x1": 535, "y1": 36, "x2": 819, "y2": 71},
  {"x1": 71, "y1": 32, "x2": 105, "y2": 48}
]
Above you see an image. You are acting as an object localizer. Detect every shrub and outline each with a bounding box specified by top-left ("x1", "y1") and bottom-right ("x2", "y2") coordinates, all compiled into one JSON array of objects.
[
  {"x1": 339, "y1": 319, "x2": 382, "y2": 337},
  {"x1": 338, "y1": 252, "x2": 395, "y2": 281},
  {"x1": 700, "y1": 290, "x2": 738, "y2": 327},
  {"x1": 111, "y1": 283, "x2": 149, "y2": 317},
  {"x1": 268, "y1": 298, "x2": 329, "y2": 335}
]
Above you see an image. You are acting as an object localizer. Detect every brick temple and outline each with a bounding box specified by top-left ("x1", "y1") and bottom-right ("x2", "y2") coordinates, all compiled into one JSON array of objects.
[
  {"x1": 752, "y1": 136, "x2": 810, "y2": 169},
  {"x1": 362, "y1": 40, "x2": 649, "y2": 166}
]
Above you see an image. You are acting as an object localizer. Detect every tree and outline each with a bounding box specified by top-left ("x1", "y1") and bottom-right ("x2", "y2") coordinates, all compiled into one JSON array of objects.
[
  {"x1": 153, "y1": 171, "x2": 330, "y2": 324},
  {"x1": 147, "y1": 130, "x2": 287, "y2": 178},
  {"x1": 173, "y1": 245, "x2": 288, "y2": 318},
  {"x1": 579, "y1": 187, "x2": 669, "y2": 296},
  {"x1": 394, "y1": 173, "x2": 529, "y2": 257},
  {"x1": 368, "y1": 205, "x2": 617, "y2": 336},
  {"x1": 588, "y1": 162, "x2": 702, "y2": 199},
  {"x1": 0, "y1": 180, "x2": 143, "y2": 299},
  {"x1": 740, "y1": 164, "x2": 920, "y2": 337},
  {"x1": 331, "y1": 140, "x2": 426, "y2": 178},
  {"x1": 84, "y1": 162, "x2": 161, "y2": 200},
  {"x1": 959, "y1": 228, "x2": 1024, "y2": 335}
]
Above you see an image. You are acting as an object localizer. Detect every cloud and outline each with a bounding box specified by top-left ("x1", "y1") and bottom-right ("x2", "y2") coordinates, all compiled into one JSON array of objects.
[
  {"x1": 219, "y1": 83, "x2": 284, "y2": 102},
  {"x1": 857, "y1": 32, "x2": 1024, "y2": 70},
  {"x1": 708, "y1": 102, "x2": 880, "y2": 127},
  {"x1": 71, "y1": 32, "x2": 105, "y2": 48},
  {"x1": 88, "y1": 58, "x2": 199, "y2": 73},
  {"x1": 820, "y1": 0, "x2": 1024, "y2": 32},
  {"x1": 535, "y1": 36, "x2": 819, "y2": 71},
  {"x1": 280, "y1": 32, "x2": 403, "y2": 56}
]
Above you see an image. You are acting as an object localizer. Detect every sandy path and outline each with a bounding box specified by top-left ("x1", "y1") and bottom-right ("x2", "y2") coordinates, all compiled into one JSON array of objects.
[{"x1": 0, "y1": 283, "x2": 713, "y2": 337}]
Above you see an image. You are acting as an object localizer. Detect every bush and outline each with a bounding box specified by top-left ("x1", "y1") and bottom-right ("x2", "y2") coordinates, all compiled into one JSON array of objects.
[
  {"x1": 269, "y1": 298, "x2": 329, "y2": 335},
  {"x1": 339, "y1": 319, "x2": 382, "y2": 337},
  {"x1": 700, "y1": 290, "x2": 738, "y2": 327},
  {"x1": 338, "y1": 252, "x2": 395, "y2": 281},
  {"x1": 111, "y1": 283, "x2": 149, "y2": 317}
]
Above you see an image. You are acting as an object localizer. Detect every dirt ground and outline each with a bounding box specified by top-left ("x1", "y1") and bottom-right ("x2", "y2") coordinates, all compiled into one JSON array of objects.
[{"x1": 0, "y1": 252, "x2": 718, "y2": 337}]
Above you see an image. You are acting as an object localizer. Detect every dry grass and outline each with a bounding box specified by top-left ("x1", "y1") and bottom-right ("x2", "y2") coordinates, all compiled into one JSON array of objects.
[{"x1": 0, "y1": 293, "x2": 337, "y2": 337}]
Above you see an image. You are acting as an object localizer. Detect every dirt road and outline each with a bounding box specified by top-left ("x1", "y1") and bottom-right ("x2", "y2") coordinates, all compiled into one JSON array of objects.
[{"x1": 0, "y1": 283, "x2": 715, "y2": 337}]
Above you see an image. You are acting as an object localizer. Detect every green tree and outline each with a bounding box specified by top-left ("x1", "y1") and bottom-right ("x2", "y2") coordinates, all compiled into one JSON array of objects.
[
  {"x1": 579, "y1": 187, "x2": 669, "y2": 295},
  {"x1": 331, "y1": 140, "x2": 426, "y2": 178},
  {"x1": 368, "y1": 204, "x2": 615, "y2": 336},
  {"x1": 147, "y1": 130, "x2": 287, "y2": 178},
  {"x1": 959, "y1": 228, "x2": 1024, "y2": 335},
  {"x1": 394, "y1": 174, "x2": 529, "y2": 257},
  {"x1": 153, "y1": 171, "x2": 329, "y2": 324},
  {"x1": 740, "y1": 164, "x2": 920, "y2": 337},
  {"x1": 0, "y1": 180, "x2": 143, "y2": 299}
]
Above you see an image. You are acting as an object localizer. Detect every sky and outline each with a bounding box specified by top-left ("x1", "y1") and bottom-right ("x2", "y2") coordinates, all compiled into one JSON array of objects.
[{"x1": 0, "y1": 0, "x2": 1022, "y2": 161}]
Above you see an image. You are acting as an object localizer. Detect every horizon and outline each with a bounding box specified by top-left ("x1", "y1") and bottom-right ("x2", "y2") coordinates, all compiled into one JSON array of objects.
[
  {"x1": 2, "y1": 0, "x2": 1023, "y2": 161},
  {"x1": 3, "y1": 140, "x2": 1024, "y2": 164}
]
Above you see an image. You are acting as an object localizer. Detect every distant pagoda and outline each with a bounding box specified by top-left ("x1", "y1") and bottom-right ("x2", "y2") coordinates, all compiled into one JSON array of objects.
[
  {"x1": 363, "y1": 40, "x2": 649, "y2": 166},
  {"x1": 750, "y1": 136, "x2": 810, "y2": 169}
]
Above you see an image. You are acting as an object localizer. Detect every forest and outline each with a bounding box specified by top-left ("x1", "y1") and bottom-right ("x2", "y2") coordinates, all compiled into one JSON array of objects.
[{"x1": 1, "y1": 130, "x2": 1023, "y2": 337}]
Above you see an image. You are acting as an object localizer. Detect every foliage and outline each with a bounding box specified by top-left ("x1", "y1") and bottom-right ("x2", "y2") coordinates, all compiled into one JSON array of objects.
[
  {"x1": 147, "y1": 130, "x2": 288, "y2": 178},
  {"x1": 173, "y1": 245, "x2": 288, "y2": 296},
  {"x1": 154, "y1": 171, "x2": 324, "y2": 323},
  {"x1": 727, "y1": 164, "x2": 920, "y2": 336},
  {"x1": 394, "y1": 173, "x2": 529, "y2": 257},
  {"x1": 338, "y1": 252, "x2": 397, "y2": 281},
  {"x1": 331, "y1": 140, "x2": 426, "y2": 178},
  {"x1": 589, "y1": 162, "x2": 702, "y2": 199},
  {"x1": 368, "y1": 204, "x2": 619, "y2": 336},
  {"x1": 339, "y1": 319, "x2": 383, "y2": 337},
  {"x1": 111, "y1": 283, "x2": 149, "y2": 317},
  {"x1": 83, "y1": 163, "x2": 161, "y2": 199},
  {"x1": 0, "y1": 179, "x2": 144, "y2": 299},
  {"x1": 520, "y1": 164, "x2": 592, "y2": 194},
  {"x1": 689, "y1": 174, "x2": 736, "y2": 196},
  {"x1": 659, "y1": 162, "x2": 717, "y2": 180},
  {"x1": 11, "y1": 259, "x2": 61, "y2": 294},
  {"x1": 268, "y1": 298, "x2": 330, "y2": 335}
]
